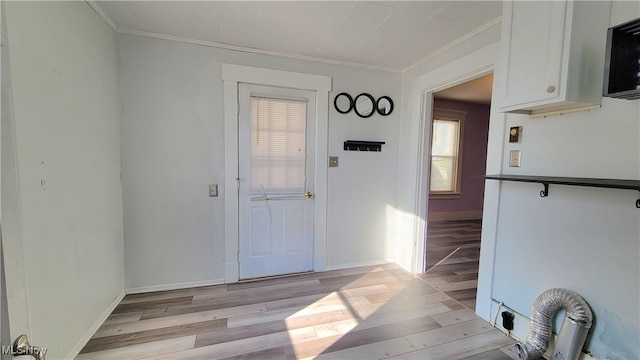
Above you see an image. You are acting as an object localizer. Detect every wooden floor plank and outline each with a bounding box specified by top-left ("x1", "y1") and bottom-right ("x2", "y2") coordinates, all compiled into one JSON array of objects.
[
  {"x1": 80, "y1": 319, "x2": 225, "y2": 354},
  {"x1": 461, "y1": 348, "x2": 515, "y2": 360},
  {"x1": 79, "y1": 259, "x2": 511, "y2": 360},
  {"x1": 404, "y1": 318, "x2": 494, "y2": 350},
  {"x1": 76, "y1": 335, "x2": 196, "y2": 360},
  {"x1": 308, "y1": 337, "x2": 416, "y2": 360},
  {"x1": 387, "y1": 330, "x2": 514, "y2": 360},
  {"x1": 93, "y1": 303, "x2": 266, "y2": 338},
  {"x1": 424, "y1": 220, "x2": 481, "y2": 310},
  {"x1": 290, "y1": 316, "x2": 442, "y2": 359},
  {"x1": 431, "y1": 308, "x2": 479, "y2": 327}
]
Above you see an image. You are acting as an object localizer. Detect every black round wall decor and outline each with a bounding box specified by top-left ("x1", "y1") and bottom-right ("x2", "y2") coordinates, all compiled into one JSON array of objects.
[
  {"x1": 354, "y1": 93, "x2": 376, "y2": 118},
  {"x1": 376, "y1": 96, "x2": 394, "y2": 116},
  {"x1": 334, "y1": 92, "x2": 353, "y2": 114}
]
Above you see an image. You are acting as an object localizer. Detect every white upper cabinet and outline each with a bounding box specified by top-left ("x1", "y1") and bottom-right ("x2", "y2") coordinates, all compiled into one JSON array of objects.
[{"x1": 497, "y1": 1, "x2": 612, "y2": 116}]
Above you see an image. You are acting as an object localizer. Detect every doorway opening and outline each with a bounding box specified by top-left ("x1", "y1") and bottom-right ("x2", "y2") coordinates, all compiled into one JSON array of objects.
[{"x1": 419, "y1": 74, "x2": 493, "y2": 311}]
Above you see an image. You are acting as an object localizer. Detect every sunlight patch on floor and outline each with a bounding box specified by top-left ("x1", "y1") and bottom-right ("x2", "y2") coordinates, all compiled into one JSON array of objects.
[{"x1": 285, "y1": 266, "x2": 403, "y2": 357}]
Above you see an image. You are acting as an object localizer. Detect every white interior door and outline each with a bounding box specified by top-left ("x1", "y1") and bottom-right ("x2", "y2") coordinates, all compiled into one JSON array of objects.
[
  {"x1": 238, "y1": 84, "x2": 315, "y2": 279},
  {"x1": 1, "y1": 4, "x2": 46, "y2": 357}
]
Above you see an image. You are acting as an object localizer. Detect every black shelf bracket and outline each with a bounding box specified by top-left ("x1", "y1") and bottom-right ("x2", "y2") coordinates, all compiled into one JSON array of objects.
[
  {"x1": 483, "y1": 174, "x2": 640, "y2": 208},
  {"x1": 540, "y1": 183, "x2": 549, "y2": 198}
]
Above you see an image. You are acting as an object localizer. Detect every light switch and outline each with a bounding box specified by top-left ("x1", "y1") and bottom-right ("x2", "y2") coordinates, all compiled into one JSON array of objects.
[
  {"x1": 509, "y1": 150, "x2": 521, "y2": 167},
  {"x1": 209, "y1": 184, "x2": 218, "y2": 197},
  {"x1": 329, "y1": 156, "x2": 339, "y2": 168}
]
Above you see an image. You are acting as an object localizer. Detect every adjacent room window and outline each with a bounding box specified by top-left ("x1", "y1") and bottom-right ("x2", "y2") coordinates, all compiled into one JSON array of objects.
[
  {"x1": 250, "y1": 95, "x2": 307, "y2": 194},
  {"x1": 429, "y1": 108, "x2": 466, "y2": 196}
]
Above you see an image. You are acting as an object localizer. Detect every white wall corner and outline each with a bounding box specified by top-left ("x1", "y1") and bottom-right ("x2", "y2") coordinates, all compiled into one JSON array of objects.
[
  {"x1": 84, "y1": 0, "x2": 117, "y2": 30},
  {"x1": 65, "y1": 290, "x2": 125, "y2": 359}
]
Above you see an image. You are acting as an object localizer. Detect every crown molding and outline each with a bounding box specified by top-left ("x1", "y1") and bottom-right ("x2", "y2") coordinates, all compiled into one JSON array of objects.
[{"x1": 403, "y1": 16, "x2": 502, "y2": 73}]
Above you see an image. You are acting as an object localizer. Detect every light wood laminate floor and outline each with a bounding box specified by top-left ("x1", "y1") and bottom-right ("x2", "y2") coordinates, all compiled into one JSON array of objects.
[
  {"x1": 420, "y1": 220, "x2": 482, "y2": 311},
  {"x1": 77, "y1": 263, "x2": 514, "y2": 359}
]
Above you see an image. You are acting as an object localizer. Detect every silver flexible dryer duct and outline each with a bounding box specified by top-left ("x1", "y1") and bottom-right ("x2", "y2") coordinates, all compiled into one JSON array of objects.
[{"x1": 514, "y1": 288, "x2": 593, "y2": 360}]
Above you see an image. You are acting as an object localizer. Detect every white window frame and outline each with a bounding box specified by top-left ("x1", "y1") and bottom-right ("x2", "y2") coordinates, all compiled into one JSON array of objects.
[{"x1": 429, "y1": 108, "x2": 466, "y2": 199}]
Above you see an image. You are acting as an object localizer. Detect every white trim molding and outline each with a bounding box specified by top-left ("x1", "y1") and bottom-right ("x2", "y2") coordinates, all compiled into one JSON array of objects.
[
  {"x1": 125, "y1": 279, "x2": 225, "y2": 295},
  {"x1": 85, "y1": 1, "x2": 402, "y2": 74},
  {"x1": 222, "y1": 64, "x2": 331, "y2": 283},
  {"x1": 402, "y1": 42, "x2": 502, "y2": 323},
  {"x1": 427, "y1": 211, "x2": 483, "y2": 222},
  {"x1": 325, "y1": 259, "x2": 393, "y2": 272}
]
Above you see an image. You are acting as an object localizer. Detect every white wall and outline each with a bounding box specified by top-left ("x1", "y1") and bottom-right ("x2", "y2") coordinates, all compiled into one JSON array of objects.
[
  {"x1": 492, "y1": 91, "x2": 639, "y2": 357},
  {"x1": 489, "y1": 3, "x2": 639, "y2": 360},
  {"x1": 400, "y1": 2, "x2": 639, "y2": 359},
  {"x1": 118, "y1": 34, "x2": 401, "y2": 289},
  {"x1": 2, "y1": 2, "x2": 123, "y2": 358}
]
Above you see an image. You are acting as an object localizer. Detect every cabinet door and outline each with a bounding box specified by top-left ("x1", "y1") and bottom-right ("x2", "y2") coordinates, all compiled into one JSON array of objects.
[{"x1": 499, "y1": 1, "x2": 567, "y2": 110}]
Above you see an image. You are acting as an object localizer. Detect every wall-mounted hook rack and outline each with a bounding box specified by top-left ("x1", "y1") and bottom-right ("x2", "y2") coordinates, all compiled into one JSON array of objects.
[
  {"x1": 343, "y1": 140, "x2": 385, "y2": 152},
  {"x1": 484, "y1": 174, "x2": 640, "y2": 208}
]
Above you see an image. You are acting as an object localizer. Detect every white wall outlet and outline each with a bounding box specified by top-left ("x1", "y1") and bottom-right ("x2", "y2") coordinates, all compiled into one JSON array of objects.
[
  {"x1": 509, "y1": 150, "x2": 521, "y2": 167},
  {"x1": 209, "y1": 184, "x2": 218, "y2": 197}
]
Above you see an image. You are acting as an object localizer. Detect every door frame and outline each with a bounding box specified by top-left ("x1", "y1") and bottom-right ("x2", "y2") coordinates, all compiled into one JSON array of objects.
[
  {"x1": 221, "y1": 64, "x2": 331, "y2": 283},
  {"x1": 404, "y1": 42, "x2": 505, "y2": 320}
]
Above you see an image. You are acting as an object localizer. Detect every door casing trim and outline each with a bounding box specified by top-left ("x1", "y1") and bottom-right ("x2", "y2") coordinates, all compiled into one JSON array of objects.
[{"x1": 222, "y1": 64, "x2": 331, "y2": 283}]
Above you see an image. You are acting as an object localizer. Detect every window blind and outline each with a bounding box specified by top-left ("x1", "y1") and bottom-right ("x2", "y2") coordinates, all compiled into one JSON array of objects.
[{"x1": 250, "y1": 95, "x2": 307, "y2": 194}]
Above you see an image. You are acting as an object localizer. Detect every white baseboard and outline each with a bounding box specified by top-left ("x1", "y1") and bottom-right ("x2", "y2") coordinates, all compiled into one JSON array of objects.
[
  {"x1": 325, "y1": 259, "x2": 393, "y2": 271},
  {"x1": 66, "y1": 290, "x2": 126, "y2": 359},
  {"x1": 125, "y1": 278, "x2": 225, "y2": 295},
  {"x1": 427, "y1": 210, "x2": 483, "y2": 222},
  {"x1": 489, "y1": 300, "x2": 600, "y2": 360},
  {"x1": 224, "y1": 261, "x2": 238, "y2": 284}
]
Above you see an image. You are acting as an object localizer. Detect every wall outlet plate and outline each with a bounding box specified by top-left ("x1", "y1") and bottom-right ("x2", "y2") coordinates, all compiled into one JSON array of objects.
[
  {"x1": 509, "y1": 150, "x2": 521, "y2": 167},
  {"x1": 209, "y1": 184, "x2": 218, "y2": 197},
  {"x1": 328, "y1": 156, "x2": 339, "y2": 168}
]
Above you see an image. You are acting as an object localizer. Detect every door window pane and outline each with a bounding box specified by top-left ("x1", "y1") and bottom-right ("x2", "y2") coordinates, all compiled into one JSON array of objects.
[{"x1": 251, "y1": 96, "x2": 306, "y2": 194}]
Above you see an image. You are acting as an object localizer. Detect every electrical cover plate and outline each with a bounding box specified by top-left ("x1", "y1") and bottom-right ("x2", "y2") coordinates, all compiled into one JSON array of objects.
[{"x1": 509, "y1": 150, "x2": 521, "y2": 167}]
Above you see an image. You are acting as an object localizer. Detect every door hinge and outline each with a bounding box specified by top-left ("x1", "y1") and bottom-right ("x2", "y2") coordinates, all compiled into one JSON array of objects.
[
  {"x1": 237, "y1": 252, "x2": 240, "y2": 262},
  {"x1": 236, "y1": 177, "x2": 240, "y2": 191},
  {"x1": 237, "y1": 102, "x2": 240, "y2": 115}
]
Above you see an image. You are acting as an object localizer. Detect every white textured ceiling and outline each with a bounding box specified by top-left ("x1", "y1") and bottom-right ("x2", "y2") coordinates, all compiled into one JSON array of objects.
[{"x1": 93, "y1": 0, "x2": 502, "y2": 72}]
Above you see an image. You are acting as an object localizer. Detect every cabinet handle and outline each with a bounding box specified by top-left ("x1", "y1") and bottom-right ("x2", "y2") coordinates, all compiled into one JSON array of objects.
[{"x1": 546, "y1": 85, "x2": 556, "y2": 93}]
